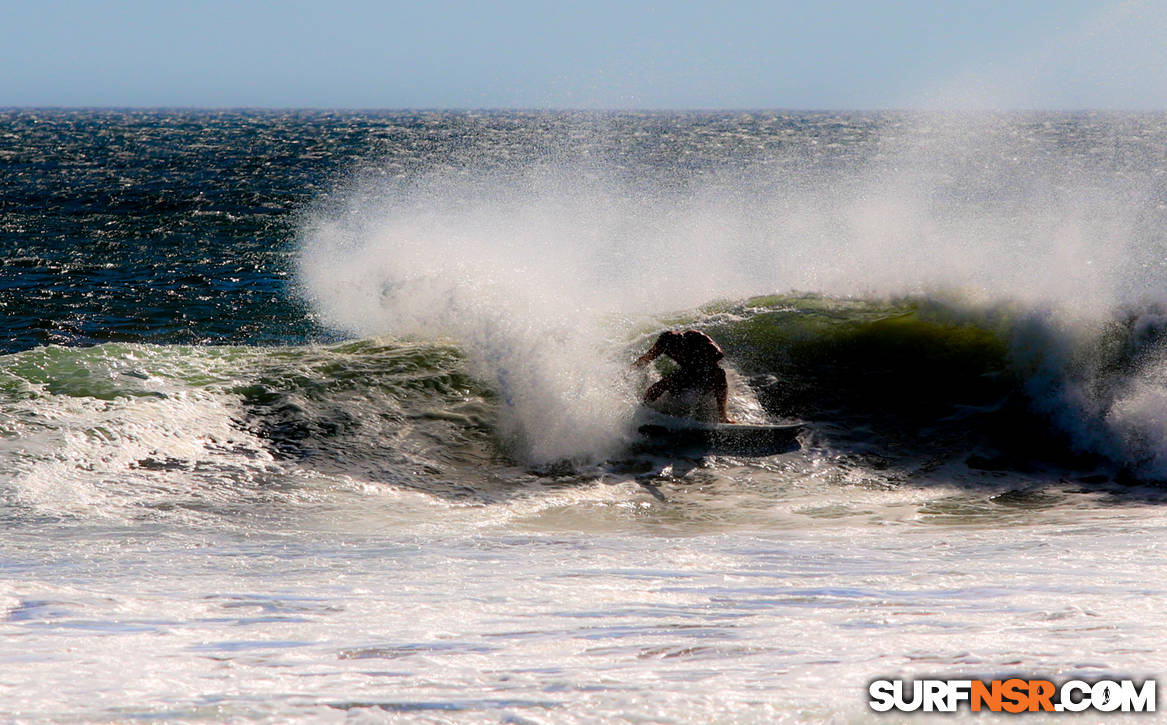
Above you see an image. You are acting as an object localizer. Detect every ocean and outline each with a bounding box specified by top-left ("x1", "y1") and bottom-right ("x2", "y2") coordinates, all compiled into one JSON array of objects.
[{"x1": 3, "y1": 108, "x2": 1167, "y2": 722}]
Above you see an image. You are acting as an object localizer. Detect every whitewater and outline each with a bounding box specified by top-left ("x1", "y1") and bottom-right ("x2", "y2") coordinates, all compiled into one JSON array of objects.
[{"x1": 2, "y1": 109, "x2": 1167, "y2": 722}]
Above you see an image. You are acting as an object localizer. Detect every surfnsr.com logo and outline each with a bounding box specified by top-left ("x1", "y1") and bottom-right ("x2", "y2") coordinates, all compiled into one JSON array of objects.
[{"x1": 869, "y1": 678, "x2": 1156, "y2": 713}]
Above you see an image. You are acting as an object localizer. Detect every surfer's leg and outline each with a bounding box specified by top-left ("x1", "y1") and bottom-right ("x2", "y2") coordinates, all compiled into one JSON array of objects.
[{"x1": 644, "y1": 374, "x2": 678, "y2": 403}]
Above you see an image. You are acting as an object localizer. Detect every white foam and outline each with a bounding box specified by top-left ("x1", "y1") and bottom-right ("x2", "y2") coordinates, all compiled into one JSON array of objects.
[{"x1": 1, "y1": 349, "x2": 278, "y2": 522}]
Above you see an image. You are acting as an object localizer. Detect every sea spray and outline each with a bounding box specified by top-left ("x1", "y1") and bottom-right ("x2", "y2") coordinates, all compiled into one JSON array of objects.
[{"x1": 296, "y1": 171, "x2": 642, "y2": 464}]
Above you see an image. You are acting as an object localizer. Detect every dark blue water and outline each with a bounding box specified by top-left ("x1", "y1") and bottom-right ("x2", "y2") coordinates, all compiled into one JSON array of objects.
[
  {"x1": 2, "y1": 110, "x2": 338, "y2": 350},
  {"x1": 0, "y1": 109, "x2": 894, "y2": 353}
]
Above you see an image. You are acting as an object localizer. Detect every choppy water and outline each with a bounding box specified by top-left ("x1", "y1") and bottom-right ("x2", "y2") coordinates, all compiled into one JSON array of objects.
[{"x1": 3, "y1": 109, "x2": 1167, "y2": 722}]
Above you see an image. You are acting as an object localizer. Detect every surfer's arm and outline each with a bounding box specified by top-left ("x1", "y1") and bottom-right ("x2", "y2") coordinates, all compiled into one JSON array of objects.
[
  {"x1": 643, "y1": 377, "x2": 671, "y2": 402},
  {"x1": 714, "y1": 367, "x2": 735, "y2": 423},
  {"x1": 632, "y1": 342, "x2": 662, "y2": 368}
]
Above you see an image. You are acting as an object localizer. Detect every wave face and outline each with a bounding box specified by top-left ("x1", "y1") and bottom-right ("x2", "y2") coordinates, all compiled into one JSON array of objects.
[
  {"x1": 9, "y1": 292, "x2": 1167, "y2": 527},
  {"x1": 704, "y1": 294, "x2": 1167, "y2": 479}
]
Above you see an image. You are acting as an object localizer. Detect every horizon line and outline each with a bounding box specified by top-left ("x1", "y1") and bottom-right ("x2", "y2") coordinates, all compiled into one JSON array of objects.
[{"x1": 3, "y1": 105, "x2": 1166, "y2": 115}]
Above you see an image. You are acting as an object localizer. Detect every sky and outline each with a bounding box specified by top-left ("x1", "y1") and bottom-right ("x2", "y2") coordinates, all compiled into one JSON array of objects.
[{"x1": 1, "y1": 0, "x2": 1165, "y2": 110}]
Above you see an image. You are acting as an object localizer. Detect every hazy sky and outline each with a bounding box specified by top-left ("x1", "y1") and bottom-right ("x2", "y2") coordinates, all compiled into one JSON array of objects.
[{"x1": 2, "y1": 0, "x2": 1165, "y2": 109}]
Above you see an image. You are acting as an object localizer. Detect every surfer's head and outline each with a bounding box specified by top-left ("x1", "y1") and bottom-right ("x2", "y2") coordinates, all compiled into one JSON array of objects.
[{"x1": 655, "y1": 330, "x2": 686, "y2": 357}]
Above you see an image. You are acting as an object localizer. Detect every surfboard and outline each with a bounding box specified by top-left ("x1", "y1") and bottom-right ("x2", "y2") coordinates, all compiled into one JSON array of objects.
[{"x1": 635, "y1": 410, "x2": 804, "y2": 455}]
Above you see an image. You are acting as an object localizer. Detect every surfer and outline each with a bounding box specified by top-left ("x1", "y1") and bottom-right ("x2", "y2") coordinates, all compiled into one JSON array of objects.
[{"x1": 632, "y1": 329, "x2": 735, "y2": 423}]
